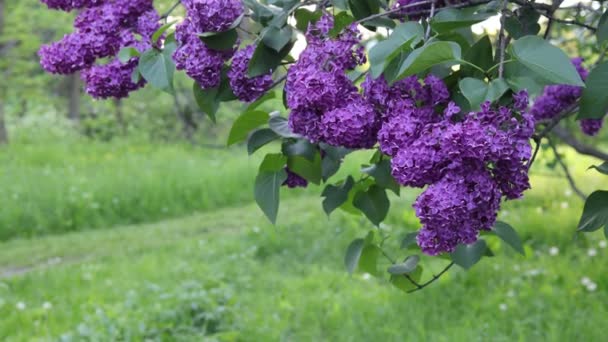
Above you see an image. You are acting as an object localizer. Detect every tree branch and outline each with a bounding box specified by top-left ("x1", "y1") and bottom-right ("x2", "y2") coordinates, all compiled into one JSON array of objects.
[
  {"x1": 407, "y1": 262, "x2": 455, "y2": 293},
  {"x1": 548, "y1": 136, "x2": 587, "y2": 200},
  {"x1": 552, "y1": 126, "x2": 608, "y2": 162},
  {"x1": 161, "y1": 0, "x2": 181, "y2": 20}
]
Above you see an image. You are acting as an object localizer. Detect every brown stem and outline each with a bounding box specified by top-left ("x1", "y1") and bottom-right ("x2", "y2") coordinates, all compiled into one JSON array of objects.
[
  {"x1": 407, "y1": 262, "x2": 455, "y2": 293},
  {"x1": 552, "y1": 126, "x2": 608, "y2": 162}
]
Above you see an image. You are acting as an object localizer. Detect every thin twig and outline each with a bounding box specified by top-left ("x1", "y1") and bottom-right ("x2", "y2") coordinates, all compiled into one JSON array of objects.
[
  {"x1": 356, "y1": 0, "x2": 434, "y2": 24},
  {"x1": 548, "y1": 137, "x2": 587, "y2": 200},
  {"x1": 424, "y1": 0, "x2": 436, "y2": 41},
  {"x1": 269, "y1": 73, "x2": 288, "y2": 90},
  {"x1": 407, "y1": 262, "x2": 455, "y2": 293},
  {"x1": 497, "y1": 1, "x2": 508, "y2": 79},
  {"x1": 528, "y1": 137, "x2": 542, "y2": 170},
  {"x1": 161, "y1": 0, "x2": 181, "y2": 20},
  {"x1": 552, "y1": 126, "x2": 608, "y2": 162},
  {"x1": 542, "y1": 14, "x2": 597, "y2": 32}
]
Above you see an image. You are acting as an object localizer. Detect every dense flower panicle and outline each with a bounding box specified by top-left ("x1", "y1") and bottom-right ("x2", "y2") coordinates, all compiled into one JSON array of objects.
[
  {"x1": 173, "y1": 20, "x2": 233, "y2": 89},
  {"x1": 137, "y1": 10, "x2": 162, "y2": 39},
  {"x1": 286, "y1": 67, "x2": 356, "y2": 111},
  {"x1": 81, "y1": 59, "x2": 145, "y2": 99},
  {"x1": 286, "y1": 13, "x2": 376, "y2": 147},
  {"x1": 40, "y1": 0, "x2": 105, "y2": 11},
  {"x1": 38, "y1": 0, "x2": 155, "y2": 80},
  {"x1": 414, "y1": 166, "x2": 502, "y2": 255},
  {"x1": 580, "y1": 119, "x2": 604, "y2": 136},
  {"x1": 383, "y1": 87, "x2": 534, "y2": 254},
  {"x1": 288, "y1": 109, "x2": 323, "y2": 142},
  {"x1": 531, "y1": 58, "x2": 606, "y2": 136},
  {"x1": 39, "y1": 33, "x2": 102, "y2": 74},
  {"x1": 228, "y1": 45, "x2": 273, "y2": 102},
  {"x1": 181, "y1": 0, "x2": 244, "y2": 33},
  {"x1": 283, "y1": 168, "x2": 309, "y2": 188},
  {"x1": 531, "y1": 58, "x2": 586, "y2": 121},
  {"x1": 362, "y1": 75, "x2": 420, "y2": 118},
  {"x1": 319, "y1": 97, "x2": 379, "y2": 149}
]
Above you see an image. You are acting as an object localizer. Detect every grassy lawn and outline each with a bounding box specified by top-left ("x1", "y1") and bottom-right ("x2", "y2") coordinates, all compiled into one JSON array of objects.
[{"x1": 1, "y1": 165, "x2": 607, "y2": 340}]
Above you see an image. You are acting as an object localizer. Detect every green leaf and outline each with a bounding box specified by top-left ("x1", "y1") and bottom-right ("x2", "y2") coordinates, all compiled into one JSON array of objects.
[
  {"x1": 368, "y1": 22, "x2": 424, "y2": 78},
  {"x1": 597, "y1": 10, "x2": 608, "y2": 46},
  {"x1": 269, "y1": 115, "x2": 300, "y2": 138},
  {"x1": 361, "y1": 160, "x2": 400, "y2": 195},
  {"x1": 282, "y1": 139, "x2": 316, "y2": 161},
  {"x1": 320, "y1": 145, "x2": 350, "y2": 181},
  {"x1": 459, "y1": 77, "x2": 487, "y2": 109},
  {"x1": 503, "y1": 60, "x2": 550, "y2": 96},
  {"x1": 248, "y1": 40, "x2": 294, "y2": 77},
  {"x1": 294, "y1": 8, "x2": 322, "y2": 31},
  {"x1": 486, "y1": 79, "x2": 509, "y2": 103},
  {"x1": 578, "y1": 61, "x2": 608, "y2": 120},
  {"x1": 395, "y1": 41, "x2": 461, "y2": 81},
  {"x1": 578, "y1": 191, "x2": 608, "y2": 233},
  {"x1": 247, "y1": 128, "x2": 279, "y2": 155},
  {"x1": 348, "y1": 0, "x2": 379, "y2": 21},
  {"x1": 492, "y1": 221, "x2": 525, "y2": 255},
  {"x1": 510, "y1": 36, "x2": 585, "y2": 87},
  {"x1": 138, "y1": 47, "x2": 175, "y2": 94},
  {"x1": 459, "y1": 77, "x2": 510, "y2": 109},
  {"x1": 504, "y1": 7, "x2": 541, "y2": 39},
  {"x1": 118, "y1": 47, "x2": 140, "y2": 63},
  {"x1": 345, "y1": 238, "x2": 365, "y2": 275},
  {"x1": 451, "y1": 239, "x2": 488, "y2": 270},
  {"x1": 322, "y1": 176, "x2": 355, "y2": 216},
  {"x1": 193, "y1": 82, "x2": 219, "y2": 123},
  {"x1": 287, "y1": 153, "x2": 322, "y2": 185},
  {"x1": 401, "y1": 232, "x2": 418, "y2": 249},
  {"x1": 328, "y1": 12, "x2": 355, "y2": 38},
  {"x1": 353, "y1": 185, "x2": 390, "y2": 226},
  {"x1": 247, "y1": 91, "x2": 277, "y2": 111},
  {"x1": 359, "y1": 243, "x2": 381, "y2": 276},
  {"x1": 259, "y1": 153, "x2": 287, "y2": 172},
  {"x1": 389, "y1": 265, "x2": 423, "y2": 293},
  {"x1": 255, "y1": 169, "x2": 288, "y2": 224},
  {"x1": 262, "y1": 25, "x2": 294, "y2": 52},
  {"x1": 387, "y1": 255, "x2": 420, "y2": 275},
  {"x1": 152, "y1": 20, "x2": 176, "y2": 44},
  {"x1": 430, "y1": 7, "x2": 497, "y2": 33},
  {"x1": 199, "y1": 29, "x2": 238, "y2": 51},
  {"x1": 227, "y1": 110, "x2": 269, "y2": 146},
  {"x1": 462, "y1": 35, "x2": 493, "y2": 77},
  {"x1": 589, "y1": 162, "x2": 608, "y2": 176}
]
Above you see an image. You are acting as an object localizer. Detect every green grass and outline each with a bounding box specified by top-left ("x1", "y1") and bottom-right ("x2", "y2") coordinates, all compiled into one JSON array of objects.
[
  {"x1": 0, "y1": 141, "x2": 265, "y2": 240},
  {"x1": 0, "y1": 165, "x2": 607, "y2": 341}
]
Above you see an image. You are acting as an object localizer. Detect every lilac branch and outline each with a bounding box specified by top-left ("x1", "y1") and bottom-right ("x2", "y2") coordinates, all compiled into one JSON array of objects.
[
  {"x1": 161, "y1": 0, "x2": 181, "y2": 20},
  {"x1": 406, "y1": 262, "x2": 455, "y2": 293}
]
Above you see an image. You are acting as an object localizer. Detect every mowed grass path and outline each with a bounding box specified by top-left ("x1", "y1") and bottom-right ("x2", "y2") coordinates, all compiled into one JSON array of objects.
[{"x1": 1, "y1": 179, "x2": 607, "y2": 341}]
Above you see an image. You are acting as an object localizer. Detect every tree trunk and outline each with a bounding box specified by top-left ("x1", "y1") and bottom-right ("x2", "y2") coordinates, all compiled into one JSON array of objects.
[
  {"x1": 67, "y1": 72, "x2": 81, "y2": 123},
  {"x1": 0, "y1": 0, "x2": 8, "y2": 144},
  {"x1": 0, "y1": 102, "x2": 8, "y2": 145}
]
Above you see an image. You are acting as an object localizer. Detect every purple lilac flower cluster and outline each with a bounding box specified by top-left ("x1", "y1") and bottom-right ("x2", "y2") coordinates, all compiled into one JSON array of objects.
[
  {"x1": 173, "y1": 0, "x2": 243, "y2": 89},
  {"x1": 531, "y1": 58, "x2": 604, "y2": 136},
  {"x1": 40, "y1": 0, "x2": 106, "y2": 11},
  {"x1": 392, "y1": 0, "x2": 465, "y2": 21},
  {"x1": 283, "y1": 168, "x2": 309, "y2": 188},
  {"x1": 227, "y1": 45, "x2": 274, "y2": 102},
  {"x1": 38, "y1": 0, "x2": 159, "y2": 99},
  {"x1": 287, "y1": 14, "x2": 378, "y2": 149},
  {"x1": 369, "y1": 73, "x2": 534, "y2": 254}
]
